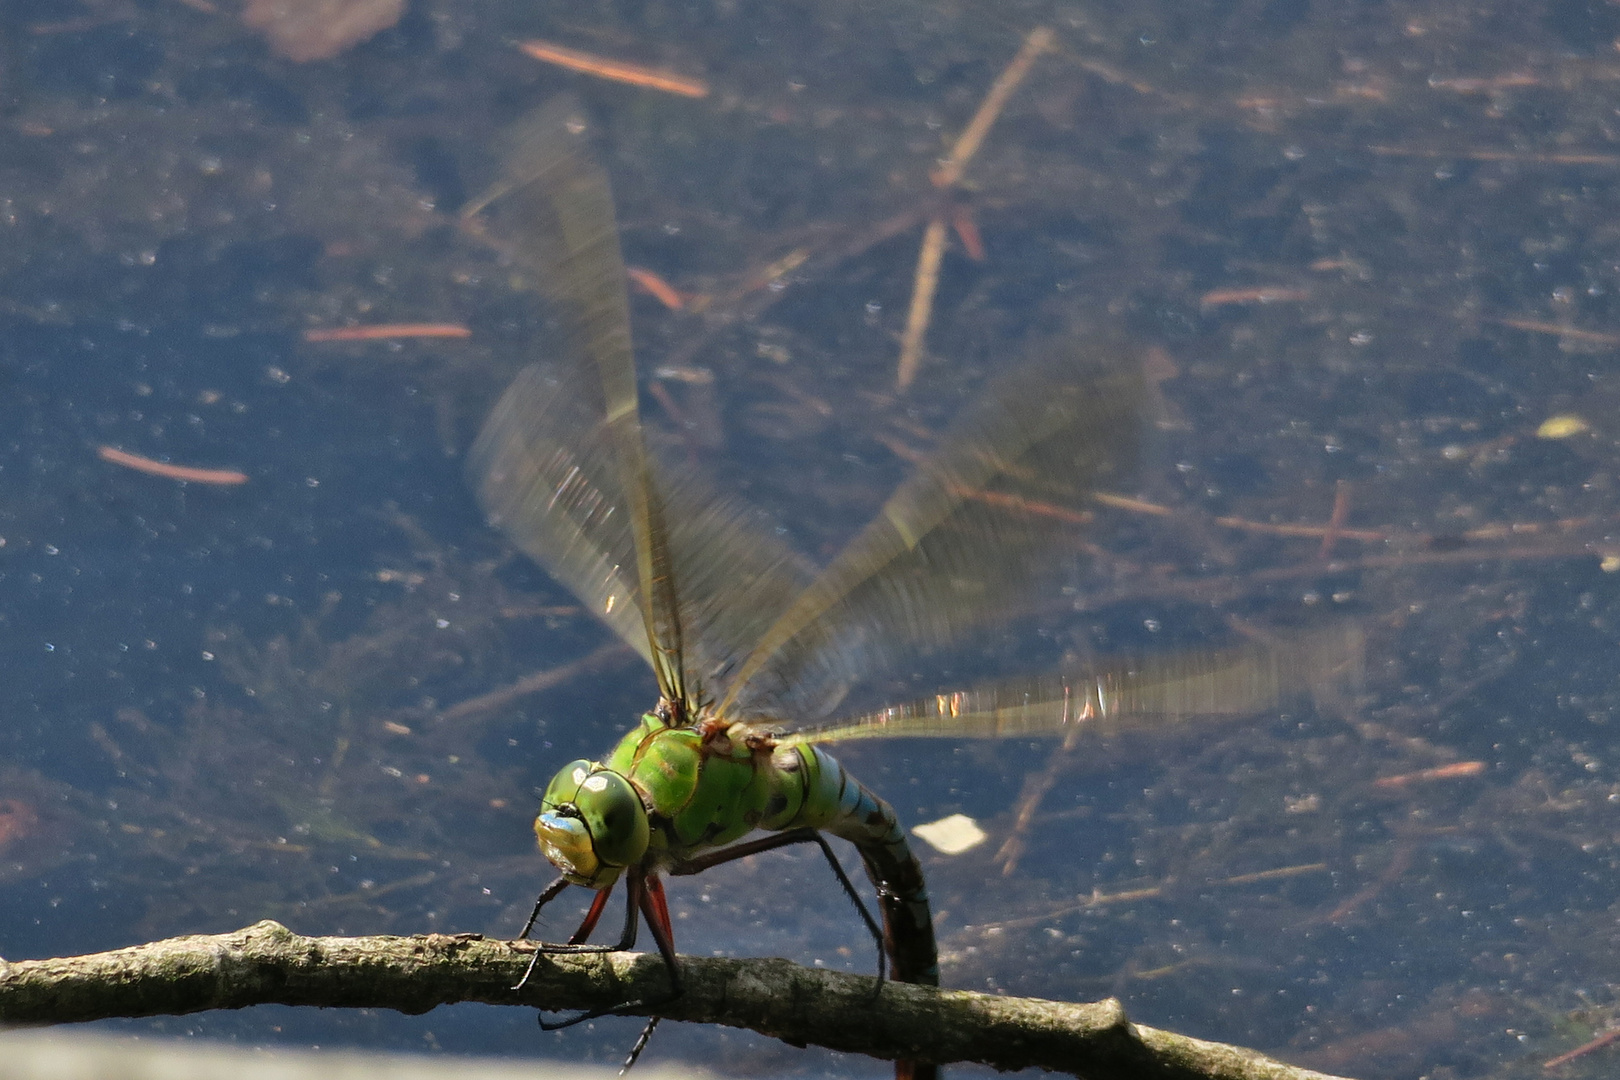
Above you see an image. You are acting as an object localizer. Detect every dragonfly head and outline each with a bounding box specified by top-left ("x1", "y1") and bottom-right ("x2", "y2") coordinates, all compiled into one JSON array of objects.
[{"x1": 535, "y1": 760, "x2": 650, "y2": 889}]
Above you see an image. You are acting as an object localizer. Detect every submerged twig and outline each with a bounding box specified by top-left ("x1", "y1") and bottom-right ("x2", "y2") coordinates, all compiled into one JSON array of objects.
[
  {"x1": 897, "y1": 26, "x2": 1053, "y2": 390},
  {"x1": 438, "y1": 642, "x2": 633, "y2": 721}
]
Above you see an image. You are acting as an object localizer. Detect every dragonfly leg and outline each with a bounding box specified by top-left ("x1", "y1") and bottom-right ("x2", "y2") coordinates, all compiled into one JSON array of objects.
[
  {"x1": 640, "y1": 872, "x2": 681, "y2": 985},
  {"x1": 517, "y1": 874, "x2": 572, "y2": 940},
  {"x1": 514, "y1": 875, "x2": 574, "y2": 991},
  {"x1": 669, "y1": 827, "x2": 887, "y2": 984},
  {"x1": 618, "y1": 873, "x2": 683, "y2": 1075},
  {"x1": 514, "y1": 876, "x2": 619, "y2": 991},
  {"x1": 535, "y1": 870, "x2": 647, "y2": 1031},
  {"x1": 532, "y1": 869, "x2": 685, "y2": 1062},
  {"x1": 569, "y1": 886, "x2": 614, "y2": 944},
  {"x1": 620, "y1": 1018, "x2": 660, "y2": 1077}
]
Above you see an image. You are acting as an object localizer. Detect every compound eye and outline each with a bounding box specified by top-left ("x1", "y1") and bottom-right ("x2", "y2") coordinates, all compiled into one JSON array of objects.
[
  {"x1": 574, "y1": 769, "x2": 650, "y2": 871},
  {"x1": 540, "y1": 760, "x2": 595, "y2": 810}
]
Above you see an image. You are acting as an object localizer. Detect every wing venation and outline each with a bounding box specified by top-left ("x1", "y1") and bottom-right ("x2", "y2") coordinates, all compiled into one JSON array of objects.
[{"x1": 784, "y1": 624, "x2": 1364, "y2": 746}]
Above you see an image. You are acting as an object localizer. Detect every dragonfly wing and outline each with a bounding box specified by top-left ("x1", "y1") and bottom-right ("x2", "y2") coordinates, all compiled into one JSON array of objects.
[
  {"x1": 467, "y1": 99, "x2": 812, "y2": 712},
  {"x1": 465, "y1": 97, "x2": 690, "y2": 708},
  {"x1": 656, "y1": 470, "x2": 816, "y2": 707},
  {"x1": 471, "y1": 363, "x2": 652, "y2": 668},
  {"x1": 472, "y1": 366, "x2": 817, "y2": 707},
  {"x1": 783, "y1": 624, "x2": 1363, "y2": 746},
  {"x1": 717, "y1": 341, "x2": 1143, "y2": 721}
]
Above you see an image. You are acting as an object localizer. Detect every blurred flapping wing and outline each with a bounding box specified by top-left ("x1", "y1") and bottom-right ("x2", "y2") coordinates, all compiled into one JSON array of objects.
[
  {"x1": 466, "y1": 99, "x2": 809, "y2": 714},
  {"x1": 783, "y1": 623, "x2": 1364, "y2": 746},
  {"x1": 716, "y1": 343, "x2": 1144, "y2": 722}
]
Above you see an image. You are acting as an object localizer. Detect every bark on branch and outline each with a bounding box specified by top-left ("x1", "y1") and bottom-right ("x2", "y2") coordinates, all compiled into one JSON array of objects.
[{"x1": 0, "y1": 921, "x2": 1352, "y2": 1080}]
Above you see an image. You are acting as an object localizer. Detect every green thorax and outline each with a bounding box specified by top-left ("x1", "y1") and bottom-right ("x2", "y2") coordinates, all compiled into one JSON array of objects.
[{"x1": 603, "y1": 712, "x2": 820, "y2": 861}]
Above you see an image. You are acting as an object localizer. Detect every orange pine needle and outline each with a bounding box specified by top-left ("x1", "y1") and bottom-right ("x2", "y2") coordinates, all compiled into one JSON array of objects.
[
  {"x1": 949, "y1": 204, "x2": 987, "y2": 261},
  {"x1": 1427, "y1": 73, "x2": 1537, "y2": 93},
  {"x1": 517, "y1": 39, "x2": 708, "y2": 98},
  {"x1": 304, "y1": 324, "x2": 471, "y2": 342},
  {"x1": 1370, "y1": 145, "x2": 1620, "y2": 166},
  {"x1": 963, "y1": 488, "x2": 1092, "y2": 525},
  {"x1": 875, "y1": 434, "x2": 1091, "y2": 524},
  {"x1": 1371, "y1": 761, "x2": 1487, "y2": 789},
  {"x1": 1090, "y1": 491, "x2": 1388, "y2": 542},
  {"x1": 1219, "y1": 862, "x2": 1330, "y2": 886},
  {"x1": 98, "y1": 446, "x2": 248, "y2": 486},
  {"x1": 1544, "y1": 1027, "x2": 1620, "y2": 1070},
  {"x1": 1318, "y1": 480, "x2": 1352, "y2": 559},
  {"x1": 1199, "y1": 286, "x2": 1310, "y2": 308},
  {"x1": 627, "y1": 266, "x2": 687, "y2": 310},
  {"x1": 1482, "y1": 316, "x2": 1620, "y2": 346}
]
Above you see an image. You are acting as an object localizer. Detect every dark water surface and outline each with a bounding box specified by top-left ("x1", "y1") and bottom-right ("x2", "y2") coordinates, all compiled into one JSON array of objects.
[{"x1": 5, "y1": 1, "x2": 1620, "y2": 1077}]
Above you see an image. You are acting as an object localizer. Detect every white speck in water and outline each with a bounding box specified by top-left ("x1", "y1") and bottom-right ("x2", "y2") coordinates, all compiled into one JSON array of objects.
[{"x1": 913, "y1": 813, "x2": 987, "y2": 855}]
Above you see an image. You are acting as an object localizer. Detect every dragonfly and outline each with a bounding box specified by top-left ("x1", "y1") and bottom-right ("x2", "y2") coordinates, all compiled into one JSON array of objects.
[{"x1": 462, "y1": 97, "x2": 1358, "y2": 1080}]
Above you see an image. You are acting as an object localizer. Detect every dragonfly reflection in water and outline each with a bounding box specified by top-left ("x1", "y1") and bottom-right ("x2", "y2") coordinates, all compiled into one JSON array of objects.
[{"x1": 462, "y1": 97, "x2": 1358, "y2": 1079}]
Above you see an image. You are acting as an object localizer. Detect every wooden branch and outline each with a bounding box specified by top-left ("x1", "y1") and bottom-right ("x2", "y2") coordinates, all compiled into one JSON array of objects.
[{"x1": 0, "y1": 921, "x2": 1353, "y2": 1080}]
